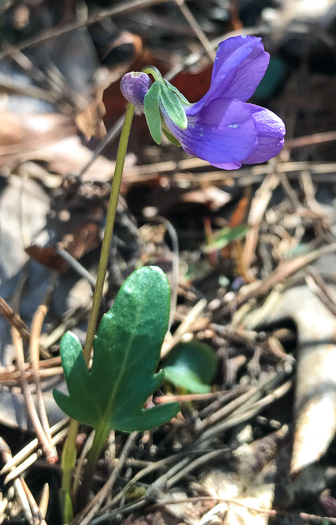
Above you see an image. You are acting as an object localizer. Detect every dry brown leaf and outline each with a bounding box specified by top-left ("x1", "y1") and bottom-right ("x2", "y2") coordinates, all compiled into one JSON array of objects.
[
  {"x1": 26, "y1": 223, "x2": 101, "y2": 272},
  {"x1": 0, "y1": 111, "x2": 76, "y2": 170}
]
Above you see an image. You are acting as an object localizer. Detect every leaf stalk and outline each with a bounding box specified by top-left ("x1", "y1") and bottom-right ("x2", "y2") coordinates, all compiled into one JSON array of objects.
[{"x1": 77, "y1": 423, "x2": 110, "y2": 511}]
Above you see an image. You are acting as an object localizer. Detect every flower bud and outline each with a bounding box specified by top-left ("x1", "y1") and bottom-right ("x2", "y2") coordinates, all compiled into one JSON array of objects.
[{"x1": 120, "y1": 72, "x2": 152, "y2": 112}]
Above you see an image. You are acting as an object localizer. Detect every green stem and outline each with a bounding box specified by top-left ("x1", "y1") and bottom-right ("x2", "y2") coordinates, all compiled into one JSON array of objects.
[
  {"x1": 60, "y1": 103, "x2": 135, "y2": 522},
  {"x1": 77, "y1": 424, "x2": 110, "y2": 511},
  {"x1": 83, "y1": 102, "x2": 135, "y2": 362}
]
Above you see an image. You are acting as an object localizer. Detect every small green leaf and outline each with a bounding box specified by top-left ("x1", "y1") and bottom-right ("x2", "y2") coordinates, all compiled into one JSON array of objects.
[
  {"x1": 204, "y1": 224, "x2": 250, "y2": 253},
  {"x1": 144, "y1": 81, "x2": 162, "y2": 144},
  {"x1": 164, "y1": 79, "x2": 192, "y2": 106},
  {"x1": 54, "y1": 266, "x2": 180, "y2": 432},
  {"x1": 160, "y1": 82, "x2": 188, "y2": 130},
  {"x1": 163, "y1": 341, "x2": 217, "y2": 393}
]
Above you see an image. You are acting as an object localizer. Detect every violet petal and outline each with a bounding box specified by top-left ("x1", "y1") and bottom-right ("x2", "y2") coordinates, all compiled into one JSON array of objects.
[
  {"x1": 188, "y1": 36, "x2": 270, "y2": 114},
  {"x1": 242, "y1": 103, "x2": 286, "y2": 164},
  {"x1": 162, "y1": 97, "x2": 258, "y2": 165}
]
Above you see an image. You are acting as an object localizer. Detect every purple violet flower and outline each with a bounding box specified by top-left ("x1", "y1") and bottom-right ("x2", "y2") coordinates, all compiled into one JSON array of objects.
[{"x1": 121, "y1": 36, "x2": 285, "y2": 170}]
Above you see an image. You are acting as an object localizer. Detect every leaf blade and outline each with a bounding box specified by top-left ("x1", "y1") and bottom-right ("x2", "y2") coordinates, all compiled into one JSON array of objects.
[
  {"x1": 163, "y1": 340, "x2": 217, "y2": 393},
  {"x1": 53, "y1": 332, "x2": 99, "y2": 426},
  {"x1": 54, "y1": 267, "x2": 180, "y2": 433}
]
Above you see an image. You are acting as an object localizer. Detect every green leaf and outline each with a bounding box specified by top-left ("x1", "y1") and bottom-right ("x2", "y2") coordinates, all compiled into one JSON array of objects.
[
  {"x1": 54, "y1": 266, "x2": 180, "y2": 432},
  {"x1": 163, "y1": 341, "x2": 217, "y2": 393},
  {"x1": 160, "y1": 82, "x2": 188, "y2": 130},
  {"x1": 204, "y1": 224, "x2": 250, "y2": 253},
  {"x1": 144, "y1": 81, "x2": 162, "y2": 144}
]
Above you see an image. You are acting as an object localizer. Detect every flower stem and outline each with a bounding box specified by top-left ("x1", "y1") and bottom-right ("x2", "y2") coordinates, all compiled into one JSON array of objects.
[
  {"x1": 141, "y1": 65, "x2": 163, "y2": 81},
  {"x1": 60, "y1": 103, "x2": 135, "y2": 522},
  {"x1": 83, "y1": 102, "x2": 135, "y2": 362}
]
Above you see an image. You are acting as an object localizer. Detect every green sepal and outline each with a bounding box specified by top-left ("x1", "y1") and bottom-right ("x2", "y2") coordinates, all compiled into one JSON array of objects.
[
  {"x1": 54, "y1": 266, "x2": 180, "y2": 433},
  {"x1": 144, "y1": 81, "x2": 162, "y2": 144},
  {"x1": 164, "y1": 79, "x2": 192, "y2": 106},
  {"x1": 162, "y1": 127, "x2": 181, "y2": 147},
  {"x1": 160, "y1": 81, "x2": 188, "y2": 130}
]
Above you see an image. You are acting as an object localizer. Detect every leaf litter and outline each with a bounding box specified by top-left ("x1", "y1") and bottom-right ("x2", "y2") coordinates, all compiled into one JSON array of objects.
[{"x1": 1, "y1": 1, "x2": 336, "y2": 524}]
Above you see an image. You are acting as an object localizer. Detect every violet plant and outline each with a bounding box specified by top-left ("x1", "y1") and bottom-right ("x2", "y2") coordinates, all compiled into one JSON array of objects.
[
  {"x1": 54, "y1": 35, "x2": 285, "y2": 522},
  {"x1": 121, "y1": 35, "x2": 285, "y2": 169}
]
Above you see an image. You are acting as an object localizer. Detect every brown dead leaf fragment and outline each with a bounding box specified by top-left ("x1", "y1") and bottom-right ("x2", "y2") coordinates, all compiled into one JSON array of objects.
[
  {"x1": 25, "y1": 245, "x2": 69, "y2": 273},
  {"x1": 75, "y1": 88, "x2": 107, "y2": 140},
  {"x1": 59, "y1": 223, "x2": 101, "y2": 260},
  {"x1": 26, "y1": 223, "x2": 101, "y2": 272}
]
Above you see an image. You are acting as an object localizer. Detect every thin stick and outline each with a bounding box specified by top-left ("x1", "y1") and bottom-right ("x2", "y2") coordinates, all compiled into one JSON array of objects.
[
  {"x1": 150, "y1": 216, "x2": 179, "y2": 329},
  {"x1": 305, "y1": 266, "x2": 336, "y2": 316},
  {"x1": 72, "y1": 433, "x2": 139, "y2": 525},
  {"x1": 0, "y1": 295, "x2": 31, "y2": 342},
  {"x1": 1, "y1": 418, "x2": 68, "y2": 475},
  {"x1": 29, "y1": 275, "x2": 58, "y2": 462},
  {"x1": 11, "y1": 327, "x2": 55, "y2": 461},
  {"x1": 4, "y1": 427, "x2": 69, "y2": 485},
  {"x1": 56, "y1": 247, "x2": 96, "y2": 287},
  {"x1": 0, "y1": 0, "x2": 170, "y2": 60},
  {"x1": 71, "y1": 431, "x2": 95, "y2": 505},
  {"x1": 39, "y1": 484, "x2": 50, "y2": 521},
  {"x1": 0, "y1": 438, "x2": 34, "y2": 524},
  {"x1": 229, "y1": 242, "x2": 336, "y2": 312},
  {"x1": 174, "y1": 0, "x2": 216, "y2": 60},
  {"x1": 99, "y1": 453, "x2": 182, "y2": 514},
  {"x1": 0, "y1": 366, "x2": 64, "y2": 383},
  {"x1": 161, "y1": 298, "x2": 207, "y2": 358},
  {"x1": 21, "y1": 478, "x2": 47, "y2": 525},
  {"x1": 76, "y1": 115, "x2": 125, "y2": 181}
]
